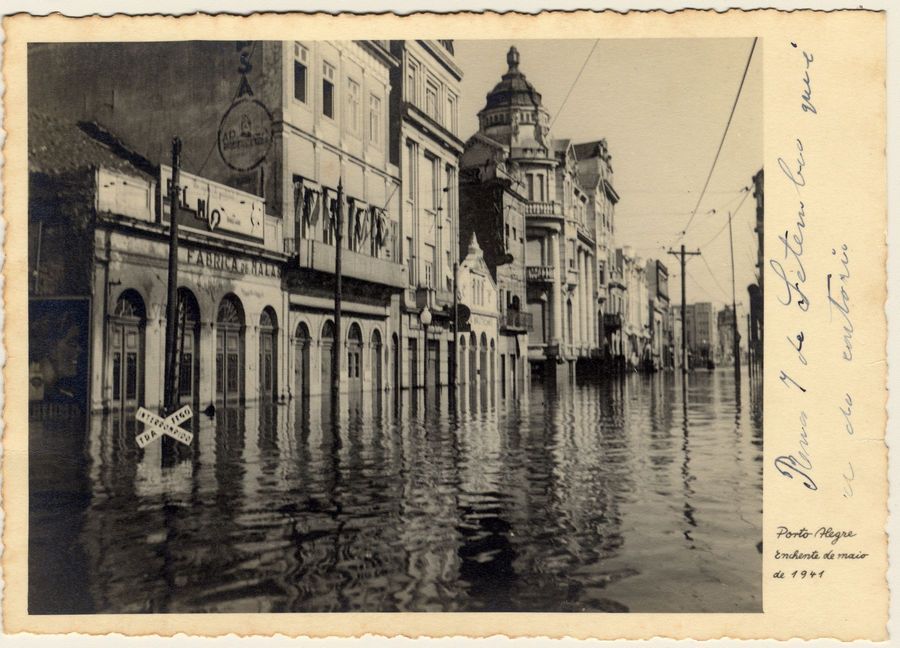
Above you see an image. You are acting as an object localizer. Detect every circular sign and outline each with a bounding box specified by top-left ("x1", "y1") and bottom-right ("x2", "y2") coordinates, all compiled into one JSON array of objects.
[{"x1": 217, "y1": 98, "x2": 273, "y2": 172}]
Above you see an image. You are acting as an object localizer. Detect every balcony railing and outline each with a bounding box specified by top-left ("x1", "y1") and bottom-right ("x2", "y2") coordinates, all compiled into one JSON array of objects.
[
  {"x1": 501, "y1": 309, "x2": 533, "y2": 332},
  {"x1": 415, "y1": 286, "x2": 453, "y2": 312},
  {"x1": 603, "y1": 312, "x2": 623, "y2": 331},
  {"x1": 523, "y1": 201, "x2": 563, "y2": 218},
  {"x1": 284, "y1": 237, "x2": 405, "y2": 289},
  {"x1": 526, "y1": 265, "x2": 554, "y2": 282}
]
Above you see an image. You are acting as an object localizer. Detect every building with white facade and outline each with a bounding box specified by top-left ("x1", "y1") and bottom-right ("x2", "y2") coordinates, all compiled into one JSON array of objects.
[{"x1": 389, "y1": 40, "x2": 464, "y2": 394}]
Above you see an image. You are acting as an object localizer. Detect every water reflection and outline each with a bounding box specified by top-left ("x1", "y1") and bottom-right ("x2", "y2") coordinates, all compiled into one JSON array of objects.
[{"x1": 30, "y1": 369, "x2": 762, "y2": 613}]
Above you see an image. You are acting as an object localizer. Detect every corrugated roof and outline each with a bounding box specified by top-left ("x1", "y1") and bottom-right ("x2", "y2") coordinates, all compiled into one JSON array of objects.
[{"x1": 29, "y1": 111, "x2": 155, "y2": 181}]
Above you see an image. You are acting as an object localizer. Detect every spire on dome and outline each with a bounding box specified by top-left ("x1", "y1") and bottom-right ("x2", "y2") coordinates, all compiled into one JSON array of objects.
[{"x1": 507, "y1": 46, "x2": 520, "y2": 72}]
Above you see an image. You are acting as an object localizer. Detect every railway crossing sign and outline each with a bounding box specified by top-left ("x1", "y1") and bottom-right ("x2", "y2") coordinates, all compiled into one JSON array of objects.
[{"x1": 135, "y1": 405, "x2": 194, "y2": 448}]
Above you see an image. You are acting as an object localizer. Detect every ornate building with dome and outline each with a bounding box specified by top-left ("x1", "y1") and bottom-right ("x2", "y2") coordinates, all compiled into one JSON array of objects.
[{"x1": 459, "y1": 45, "x2": 610, "y2": 384}]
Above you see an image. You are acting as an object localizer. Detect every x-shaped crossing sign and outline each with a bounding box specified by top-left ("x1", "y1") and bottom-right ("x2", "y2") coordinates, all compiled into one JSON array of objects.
[{"x1": 135, "y1": 405, "x2": 194, "y2": 448}]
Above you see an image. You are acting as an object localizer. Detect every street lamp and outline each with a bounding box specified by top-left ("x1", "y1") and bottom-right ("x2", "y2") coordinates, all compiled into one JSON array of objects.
[{"x1": 420, "y1": 305, "x2": 432, "y2": 397}]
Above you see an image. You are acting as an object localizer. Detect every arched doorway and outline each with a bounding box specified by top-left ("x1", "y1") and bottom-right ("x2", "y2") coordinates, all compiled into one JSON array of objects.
[
  {"x1": 391, "y1": 333, "x2": 400, "y2": 409},
  {"x1": 480, "y1": 332, "x2": 489, "y2": 407},
  {"x1": 108, "y1": 289, "x2": 146, "y2": 412},
  {"x1": 490, "y1": 338, "x2": 496, "y2": 406},
  {"x1": 216, "y1": 294, "x2": 245, "y2": 406},
  {"x1": 176, "y1": 288, "x2": 201, "y2": 405},
  {"x1": 320, "y1": 320, "x2": 335, "y2": 396},
  {"x1": 459, "y1": 335, "x2": 467, "y2": 385},
  {"x1": 468, "y1": 331, "x2": 477, "y2": 404},
  {"x1": 294, "y1": 322, "x2": 311, "y2": 399},
  {"x1": 371, "y1": 329, "x2": 383, "y2": 391},
  {"x1": 567, "y1": 298, "x2": 574, "y2": 345},
  {"x1": 347, "y1": 323, "x2": 363, "y2": 396},
  {"x1": 259, "y1": 307, "x2": 278, "y2": 402}
]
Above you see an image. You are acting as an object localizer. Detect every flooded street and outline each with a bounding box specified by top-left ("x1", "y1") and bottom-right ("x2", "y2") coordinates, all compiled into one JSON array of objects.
[{"x1": 30, "y1": 370, "x2": 762, "y2": 614}]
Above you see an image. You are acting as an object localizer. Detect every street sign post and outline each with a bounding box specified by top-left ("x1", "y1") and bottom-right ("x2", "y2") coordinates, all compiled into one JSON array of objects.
[{"x1": 135, "y1": 405, "x2": 194, "y2": 448}]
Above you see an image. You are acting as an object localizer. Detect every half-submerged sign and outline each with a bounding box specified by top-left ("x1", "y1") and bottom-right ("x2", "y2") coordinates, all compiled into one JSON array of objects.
[{"x1": 135, "y1": 405, "x2": 194, "y2": 447}]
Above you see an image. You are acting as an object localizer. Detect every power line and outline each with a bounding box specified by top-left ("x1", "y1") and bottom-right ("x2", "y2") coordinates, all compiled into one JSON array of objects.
[
  {"x1": 699, "y1": 253, "x2": 731, "y2": 300},
  {"x1": 549, "y1": 39, "x2": 600, "y2": 131},
  {"x1": 678, "y1": 37, "x2": 758, "y2": 239},
  {"x1": 696, "y1": 187, "x2": 752, "y2": 249}
]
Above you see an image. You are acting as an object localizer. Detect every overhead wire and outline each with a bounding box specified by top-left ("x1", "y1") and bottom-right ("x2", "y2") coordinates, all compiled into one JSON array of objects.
[
  {"x1": 549, "y1": 39, "x2": 601, "y2": 131},
  {"x1": 677, "y1": 37, "x2": 758, "y2": 240}
]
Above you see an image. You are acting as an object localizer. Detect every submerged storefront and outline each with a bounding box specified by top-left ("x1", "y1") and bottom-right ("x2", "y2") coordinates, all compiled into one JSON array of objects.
[{"x1": 29, "y1": 115, "x2": 289, "y2": 416}]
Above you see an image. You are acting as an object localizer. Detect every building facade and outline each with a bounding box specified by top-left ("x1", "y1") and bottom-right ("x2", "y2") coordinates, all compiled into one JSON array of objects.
[
  {"x1": 456, "y1": 234, "x2": 501, "y2": 409},
  {"x1": 29, "y1": 40, "x2": 408, "y2": 413},
  {"x1": 389, "y1": 39, "x2": 465, "y2": 392},
  {"x1": 684, "y1": 302, "x2": 717, "y2": 368},
  {"x1": 29, "y1": 114, "x2": 288, "y2": 417},
  {"x1": 458, "y1": 132, "x2": 530, "y2": 399},
  {"x1": 574, "y1": 139, "x2": 620, "y2": 373},
  {"x1": 646, "y1": 259, "x2": 671, "y2": 371}
]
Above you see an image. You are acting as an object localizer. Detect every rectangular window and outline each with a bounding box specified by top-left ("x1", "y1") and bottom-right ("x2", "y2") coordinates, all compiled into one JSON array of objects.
[
  {"x1": 406, "y1": 236, "x2": 415, "y2": 286},
  {"x1": 527, "y1": 174, "x2": 535, "y2": 201},
  {"x1": 446, "y1": 91, "x2": 458, "y2": 134},
  {"x1": 293, "y1": 43, "x2": 308, "y2": 103},
  {"x1": 406, "y1": 142, "x2": 416, "y2": 200},
  {"x1": 346, "y1": 78, "x2": 360, "y2": 135},
  {"x1": 322, "y1": 62, "x2": 335, "y2": 119},
  {"x1": 216, "y1": 352, "x2": 223, "y2": 394},
  {"x1": 368, "y1": 94, "x2": 382, "y2": 146},
  {"x1": 423, "y1": 154, "x2": 436, "y2": 213},
  {"x1": 407, "y1": 59, "x2": 419, "y2": 104},
  {"x1": 425, "y1": 79, "x2": 439, "y2": 121}
]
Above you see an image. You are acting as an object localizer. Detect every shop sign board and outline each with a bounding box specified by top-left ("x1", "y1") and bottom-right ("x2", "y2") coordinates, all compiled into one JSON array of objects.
[{"x1": 161, "y1": 164, "x2": 264, "y2": 243}]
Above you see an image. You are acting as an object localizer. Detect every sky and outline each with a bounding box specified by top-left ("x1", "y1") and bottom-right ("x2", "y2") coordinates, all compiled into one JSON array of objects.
[{"x1": 454, "y1": 38, "x2": 763, "y2": 309}]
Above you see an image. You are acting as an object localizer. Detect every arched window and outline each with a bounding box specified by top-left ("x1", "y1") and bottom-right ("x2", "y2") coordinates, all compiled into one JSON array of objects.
[{"x1": 216, "y1": 294, "x2": 246, "y2": 405}]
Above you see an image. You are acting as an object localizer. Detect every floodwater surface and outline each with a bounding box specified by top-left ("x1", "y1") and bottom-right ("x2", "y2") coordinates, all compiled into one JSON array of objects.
[{"x1": 30, "y1": 370, "x2": 762, "y2": 613}]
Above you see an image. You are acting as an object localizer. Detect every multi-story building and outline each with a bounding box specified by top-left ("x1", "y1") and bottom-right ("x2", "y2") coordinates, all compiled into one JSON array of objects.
[
  {"x1": 29, "y1": 40, "x2": 407, "y2": 412},
  {"x1": 646, "y1": 259, "x2": 671, "y2": 371},
  {"x1": 619, "y1": 247, "x2": 649, "y2": 370},
  {"x1": 456, "y1": 233, "x2": 501, "y2": 409},
  {"x1": 684, "y1": 302, "x2": 717, "y2": 368},
  {"x1": 554, "y1": 140, "x2": 599, "y2": 366},
  {"x1": 468, "y1": 46, "x2": 598, "y2": 383},
  {"x1": 668, "y1": 306, "x2": 683, "y2": 371},
  {"x1": 574, "y1": 139, "x2": 620, "y2": 372},
  {"x1": 389, "y1": 40, "x2": 464, "y2": 393},
  {"x1": 458, "y1": 132, "x2": 530, "y2": 399}
]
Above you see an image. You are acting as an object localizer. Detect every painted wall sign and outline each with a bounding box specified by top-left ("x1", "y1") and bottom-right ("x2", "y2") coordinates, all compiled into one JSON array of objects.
[
  {"x1": 160, "y1": 164, "x2": 264, "y2": 242},
  {"x1": 217, "y1": 98, "x2": 273, "y2": 172},
  {"x1": 181, "y1": 247, "x2": 282, "y2": 279}
]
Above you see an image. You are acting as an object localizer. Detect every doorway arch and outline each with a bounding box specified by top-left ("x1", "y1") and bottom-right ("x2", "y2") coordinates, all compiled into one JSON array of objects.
[
  {"x1": 216, "y1": 294, "x2": 245, "y2": 406},
  {"x1": 321, "y1": 320, "x2": 335, "y2": 396},
  {"x1": 259, "y1": 307, "x2": 278, "y2": 402},
  {"x1": 176, "y1": 287, "x2": 201, "y2": 405},
  {"x1": 294, "y1": 321, "x2": 311, "y2": 399},
  {"x1": 371, "y1": 329, "x2": 383, "y2": 391},
  {"x1": 108, "y1": 289, "x2": 146, "y2": 411},
  {"x1": 347, "y1": 322, "x2": 363, "y2": 396}
]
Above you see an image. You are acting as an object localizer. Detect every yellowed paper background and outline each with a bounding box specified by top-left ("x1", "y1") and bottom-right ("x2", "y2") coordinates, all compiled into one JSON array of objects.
[{"x1": 2, "y1": 9, "x2": 887, "y2": 640}]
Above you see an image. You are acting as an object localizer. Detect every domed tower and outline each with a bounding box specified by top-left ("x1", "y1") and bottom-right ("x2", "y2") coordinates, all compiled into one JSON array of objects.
[{"x1": 477, "y1": 46, "x2": 552, "y2": 152}]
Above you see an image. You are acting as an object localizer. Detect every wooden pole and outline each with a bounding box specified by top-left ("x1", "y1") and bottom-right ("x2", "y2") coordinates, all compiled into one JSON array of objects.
[{"x1": 163, "y1": 137, "x2": 182, "y2": 414}]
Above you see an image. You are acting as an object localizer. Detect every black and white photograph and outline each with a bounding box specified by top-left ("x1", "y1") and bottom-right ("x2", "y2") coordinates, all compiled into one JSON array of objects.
[{"x1": 27, "y1": 36, "x2": 764, "y2": 614}]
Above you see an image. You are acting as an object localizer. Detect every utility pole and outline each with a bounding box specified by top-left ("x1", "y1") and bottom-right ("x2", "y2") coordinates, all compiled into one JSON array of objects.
[
  {"x1": 667, "y1": 244, "x2": 701, "y2": 374},
  {"x1": 332, "y1": 179, "x2": 343, "y2": 402},
  {"x1": 727, "y1": 210, "x2": 742, "y2": 383},
  {"x1": 163, "y1": 137, "x2": 182, "y2": 415}
]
